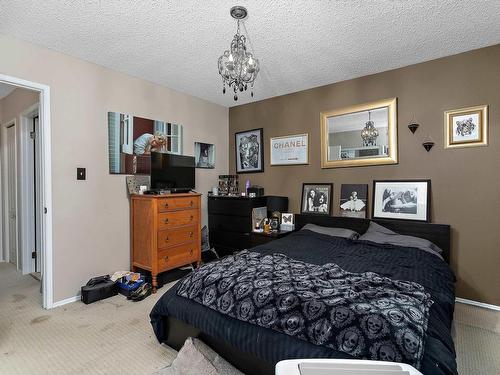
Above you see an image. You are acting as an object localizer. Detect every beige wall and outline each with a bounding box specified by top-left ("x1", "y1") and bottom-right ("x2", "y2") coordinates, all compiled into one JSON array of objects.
[
  {"x1": 0, "y1": 34, "x2": 228, "y2": 302},
  {"x1": 230, "y1": 45, "x2": 500, "y2": 306},
  {"x1": 0, "y1": 87, "x2": 40, "y2": 265}
]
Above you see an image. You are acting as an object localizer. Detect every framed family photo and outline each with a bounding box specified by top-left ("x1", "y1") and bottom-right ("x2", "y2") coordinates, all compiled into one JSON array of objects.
[
  {"x1": 372, "y1": 180, "x2": 431, "y2": 222},
  {"x1": 235, "y1": 128, "x2": 264, "y2": 173},
  {"x1": 340, "y1": 184, "x2": 368, "y2": 218},
  {"x1": 444, "y1": 105, "x2": 488, "y2": 149},
  {"x1": 301, "y1": 183, "x2": 333, "y2": 216}
]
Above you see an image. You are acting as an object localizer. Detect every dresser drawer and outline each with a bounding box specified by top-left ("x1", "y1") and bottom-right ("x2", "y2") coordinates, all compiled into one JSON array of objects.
[
  {"x1": 158, "y1": 209, "x2": 199, "y2": 230},
  {"x1": 158, "y1": 243, "x2": 199, "y2": 271},
  {"x1": 158, "y1": 197, "x2": 199, "y2": 212},
  {"x1": 158, "y1": 225, "x2": 198, "y2": 249}
]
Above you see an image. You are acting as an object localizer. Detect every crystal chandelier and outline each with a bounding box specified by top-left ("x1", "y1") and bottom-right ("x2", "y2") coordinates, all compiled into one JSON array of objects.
[
  {"x1": 361, "y1": 111, "x2": 379, "y2": 146},
  {"x1": 218, "y1": 6, "x2": 260, "y2": 101}
]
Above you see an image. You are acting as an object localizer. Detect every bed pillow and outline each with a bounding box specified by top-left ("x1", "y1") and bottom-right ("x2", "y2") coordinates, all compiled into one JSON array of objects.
[
  {"x1": 358, "y1": 221, "x2": 444, "y2": 259},
  {"x1": 301, "y1": 223, "x2": 359, "y2": 240}
]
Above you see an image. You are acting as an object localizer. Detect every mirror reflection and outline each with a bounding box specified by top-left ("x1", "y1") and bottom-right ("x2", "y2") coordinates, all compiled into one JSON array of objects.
[
  {"x1": 321, "y1": 98, "x2": 397, "y2": 168},
  {"x1": 328, "y1": 107, "x2": 389, "y2": 161},
  {"x1": 108, "y1": 112, "x2": 183, "y2": 174}
]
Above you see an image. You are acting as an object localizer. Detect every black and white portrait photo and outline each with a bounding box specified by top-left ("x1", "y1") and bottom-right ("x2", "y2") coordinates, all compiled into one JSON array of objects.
[
  {"x1": 340, "y1": 184, "x2": 368, "y2": 218},
  {"x1": 301, "y1": 183, "x2": 333, "y2": 215},
  {"x1": 195, "y1": 142, "x2": 215, "y2": 169},
  {"x1": 235, "y1": 128, "x2": 264, "y2": 173},
  {"x1": 372, "y1": 180, "x2": 431, "y2": 222}
]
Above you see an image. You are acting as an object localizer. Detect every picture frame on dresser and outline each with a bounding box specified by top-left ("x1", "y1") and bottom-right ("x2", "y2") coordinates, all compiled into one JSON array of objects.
[
  {"x1": 372, "y1": 180, "x2": 431, "y2": 222},
  {"x1": 235, "y1": 128, "x2": 264, "y2": 173}
]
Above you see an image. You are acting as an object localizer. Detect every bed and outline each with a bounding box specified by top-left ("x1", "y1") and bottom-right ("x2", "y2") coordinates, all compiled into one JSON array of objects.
[{"x1": 150, "y1": 215, "x2": 456, "y2": 375}]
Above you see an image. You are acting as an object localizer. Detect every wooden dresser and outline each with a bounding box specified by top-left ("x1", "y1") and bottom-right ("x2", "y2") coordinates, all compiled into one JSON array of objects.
[{"x1": 130, "y1": 193, "x2": 201, "y2": 292}]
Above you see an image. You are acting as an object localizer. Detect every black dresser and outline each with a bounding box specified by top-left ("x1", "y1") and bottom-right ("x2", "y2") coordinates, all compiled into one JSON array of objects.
[{"x1": 208, "y1": 195, "x2": 288, "y2": 256}]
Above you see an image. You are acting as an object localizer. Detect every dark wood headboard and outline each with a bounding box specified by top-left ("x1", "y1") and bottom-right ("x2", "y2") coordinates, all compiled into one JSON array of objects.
[{"x1": 295, "y1": 214, "x2": 451, "y2": 263}]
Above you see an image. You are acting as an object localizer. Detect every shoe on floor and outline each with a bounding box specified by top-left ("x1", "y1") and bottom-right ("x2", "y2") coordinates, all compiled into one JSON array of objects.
[{"x1": 129, "y1": 283, "x2": 152, "y2": 302}]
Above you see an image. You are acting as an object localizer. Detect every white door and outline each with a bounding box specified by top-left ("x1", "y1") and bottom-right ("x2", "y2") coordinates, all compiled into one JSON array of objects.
[{"x1": 6, "y1": 124, "x2": 17, "y2": 266}]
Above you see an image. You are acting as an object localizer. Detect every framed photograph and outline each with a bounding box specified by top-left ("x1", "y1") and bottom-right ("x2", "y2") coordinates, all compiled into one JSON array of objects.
[
  {"x1": 372, "y1": 180, "x2": 431, "y2": 222},
  {"x1": 235, "y1": 128, "x2": 264, "y2": 173},
  {"x1": 444, "y1": 105, "x2": 488, "y2": 149},
  {"x1": 270, "y1": 133, "x2": 309, "y2": 165},
  {"x1": 301, "y1": 183, "x2": 333, "y2": 216},
  {"x1": 340, "y1": 184, "x2": 368, "y2": 218},
  {"x1": 108, "y1": 112, "x2": 182, "y2": 175},
  {"x1": 195, "y1": 142, "x2": 215, "y2": 169}
]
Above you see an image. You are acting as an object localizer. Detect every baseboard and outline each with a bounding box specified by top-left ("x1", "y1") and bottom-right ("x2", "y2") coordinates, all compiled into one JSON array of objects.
[
  {"x1": 456, "y1": 297, "x2": 500, "y2": 312},
  {"x1": 52, "y1": 295, "x2": 80, "y2": 308}
]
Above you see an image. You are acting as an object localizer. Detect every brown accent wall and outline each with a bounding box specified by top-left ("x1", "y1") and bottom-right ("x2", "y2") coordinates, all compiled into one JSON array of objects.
[{"x1": 229, "y1": 44, "x2": 500, "y2": 306}]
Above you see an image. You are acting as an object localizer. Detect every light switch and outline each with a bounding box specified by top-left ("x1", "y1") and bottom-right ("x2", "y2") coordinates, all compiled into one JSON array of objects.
[{"x1": 77, "y1": 168, "x2": 86, "y2": 180}]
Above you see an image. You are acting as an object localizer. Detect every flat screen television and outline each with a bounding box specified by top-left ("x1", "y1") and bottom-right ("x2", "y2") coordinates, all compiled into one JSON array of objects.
[{"x1": 150, "y1": 152, "x2": 195, "y2": 193}]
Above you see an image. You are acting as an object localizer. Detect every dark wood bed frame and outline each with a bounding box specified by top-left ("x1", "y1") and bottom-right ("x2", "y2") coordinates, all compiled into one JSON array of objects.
[{"x1": 161, "y1": 215, "x2": 451, "y2": 375}]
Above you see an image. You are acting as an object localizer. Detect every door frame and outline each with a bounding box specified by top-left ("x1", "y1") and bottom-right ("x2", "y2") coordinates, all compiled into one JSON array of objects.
[
  {"x1": 20, "y1": 103, "x2": 41, "y2": 275},
  {"x1": 1, "y1": 118, "x2": 18, "y2": 268},
  {"x1": 0, "y1": 74, "x2": 53, "y2": 309}
]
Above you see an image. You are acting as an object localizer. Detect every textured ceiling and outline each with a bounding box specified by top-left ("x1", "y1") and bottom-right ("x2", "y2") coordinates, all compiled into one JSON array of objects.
[{"x1": 0, "y1": 1, "x2": 499, "y2": 107}]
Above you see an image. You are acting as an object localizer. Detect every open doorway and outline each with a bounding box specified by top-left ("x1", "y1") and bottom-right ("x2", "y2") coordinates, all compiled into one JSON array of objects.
[
  {"x1": 1, "y1": 85, "x2": 42, "y2": 293},
  {"x1": 0, "y1": 74, "x2": 52, "y2": 309}
]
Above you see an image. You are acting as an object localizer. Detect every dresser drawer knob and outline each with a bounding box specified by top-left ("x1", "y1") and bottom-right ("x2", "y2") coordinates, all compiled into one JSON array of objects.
[
  {"x1": 190, "y1": 215, "x2": 194, "y2": 221},
  {"x1": 164, "y1": 202, "x2": 169, "y2": 208},
  {"x1": 189, "y1": 249, "x2": 193, "y2": 255},
  {"x1": 164, "y1": 218, "x2": 169, "y2": 224},
  {"x1": 164, "y1": 236, "x2": 169, "y2": 242},
  {"x1": 189, "y1": 201, "x2": 194, "y2": 207},
  {"x1": 189, "y1": 231, "x2": 193, "y2": 238},
  {"x1": 163, "y1": 255, "x2": 169, "y2": 262}
]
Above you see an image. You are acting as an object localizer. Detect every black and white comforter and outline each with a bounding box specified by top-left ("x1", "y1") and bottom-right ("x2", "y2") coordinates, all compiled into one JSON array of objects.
[
  {"x1": 151, "y1": 230, "x2": 457, "y2": 374},
  {"x1": 177, "y1": 250, "x2": 433, "y2": 369}
]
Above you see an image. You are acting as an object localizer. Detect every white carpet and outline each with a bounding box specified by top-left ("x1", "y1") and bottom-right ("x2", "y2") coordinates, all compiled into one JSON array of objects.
[
  {"x1": 1, "y1": 262, "x2": 499, "y2": 375},
  {"x1": 0, "y1": 263, "x2": 176, "y2": 374}
]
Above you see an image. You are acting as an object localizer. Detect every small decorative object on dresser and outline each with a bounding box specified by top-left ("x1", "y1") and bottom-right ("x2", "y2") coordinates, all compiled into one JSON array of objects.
[
  {"x1": 235, "y1": 128, "x2": 264, "y2": 173},
  {"x1": 301, "y1": 183, "x2": 333, "y2": 215},
  {"x1": 444, "y1": 105, "x2": 488, "y2": 149},
  {"x1": 126, "y1": 175, "x2": 150, "y2": 195},
  {"x1": 130, "y1": 193, "x2": 201, "y2": 292},
  {"x1": 270, "y1": 133, "x2": 309, "y2": 165},
  {"x1": 372, "y1": 180, "x2": 431, "y2": 222},
  {"x1": 280, "y1": 213, "x2": 295, "y2": 232},
  {"x1": 340, "y1": 184, "x2": 368, "y2": 218},
  {"x1": 218, "y1": 175, "x2": 239, "y2": 196},
  {"x1": 194, "y1": 142, "x2": 215, "y2": 168}
]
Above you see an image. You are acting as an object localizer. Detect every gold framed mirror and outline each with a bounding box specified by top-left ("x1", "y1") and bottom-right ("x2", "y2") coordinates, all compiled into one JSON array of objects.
[{"x1": 320, "y1": 98, "x2": 398, "y2": 168}]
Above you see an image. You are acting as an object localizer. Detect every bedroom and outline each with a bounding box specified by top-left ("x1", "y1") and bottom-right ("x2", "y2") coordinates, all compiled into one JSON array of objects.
[{"x1": 0, "y1": 1, "x2": 499, "y2": 375}]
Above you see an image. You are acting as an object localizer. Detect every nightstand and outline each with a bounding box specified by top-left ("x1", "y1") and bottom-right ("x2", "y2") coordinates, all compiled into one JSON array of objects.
[{"x1": 249, "y1": 230, "x2": 294, "y2": 247}]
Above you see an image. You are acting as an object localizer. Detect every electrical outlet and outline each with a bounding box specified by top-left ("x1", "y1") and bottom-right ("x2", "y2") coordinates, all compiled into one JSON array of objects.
[{"x1": 77, "y1": 167, "x2": 86, "y2": 180}]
